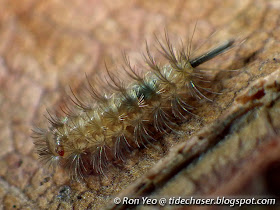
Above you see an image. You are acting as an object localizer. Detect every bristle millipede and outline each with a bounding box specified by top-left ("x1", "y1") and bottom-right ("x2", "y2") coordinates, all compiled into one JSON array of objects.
[{"x1": 32, "y1": 31, "x2": 234, "y2": 181}]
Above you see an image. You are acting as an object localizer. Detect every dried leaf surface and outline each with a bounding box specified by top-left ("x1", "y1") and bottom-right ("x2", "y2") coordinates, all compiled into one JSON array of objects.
[{"x1": 0, "y1": 0, "x2": 279, "y2": 209}]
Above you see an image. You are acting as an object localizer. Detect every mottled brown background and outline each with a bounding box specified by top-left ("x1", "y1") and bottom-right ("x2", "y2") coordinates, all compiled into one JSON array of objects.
[{"x1": 0, "y1": 0, "x2": 279, "y2": 209}]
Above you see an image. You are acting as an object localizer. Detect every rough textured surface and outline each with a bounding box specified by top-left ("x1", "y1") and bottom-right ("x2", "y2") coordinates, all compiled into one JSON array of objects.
[
  {"x1": 0, "y1": 0, "x2": 279, "y2": 209},
  {"x1": 110, "y1": 68, "x2": 280, "y2": 210}
]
